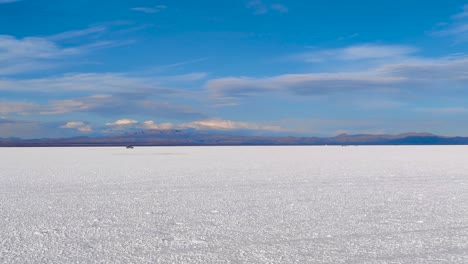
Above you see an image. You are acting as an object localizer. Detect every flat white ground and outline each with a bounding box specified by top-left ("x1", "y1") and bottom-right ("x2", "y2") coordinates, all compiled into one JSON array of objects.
[{"x1": 0, "y1": 146, "x2": 467, "y2": 263}]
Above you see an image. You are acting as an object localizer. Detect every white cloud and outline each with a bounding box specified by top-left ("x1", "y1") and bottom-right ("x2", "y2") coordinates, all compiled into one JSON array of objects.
[
  {"x1": 0, "y1": 31, "x2": 120, "y2": 76},
  {"x1": 131, "y1": 5, "x2": 167, "y2": 13},
  {"x1": 185, "y1": 119, "x2": 284, "y2": 131},
  {"x1": 247, "y1": 1, "x2": 287, "y2": 15},
  {"x1": 337, "y1": 44, "x2": 416, "y2": 60},
  {"x1": 142, "y1": 120, "x2": 178, "y2": 130},
  {"x1": 0, "y1": 35, "x2": 80, "y2": 61},
  {"x1": 60, "y1": 121, "x2": 93, "y2": 132},
  {"x1": 108, "y1": 119, "x2": 139, "y2": 126},
  {"x1": 42, "y1": 94, "x2": 114, "y2": 115},
  {"x1": 107, "y1": 118, "x2": 286, "y2": 132},
  {"x1": 105, "y1": 119, "x2": 139, "y2": 129},
  {"x1": 0, "y1": 23, "x2": 138, "y2": 76},
  {"x1": 291, "y1": 44, "x2": 418, "y2": 62}
]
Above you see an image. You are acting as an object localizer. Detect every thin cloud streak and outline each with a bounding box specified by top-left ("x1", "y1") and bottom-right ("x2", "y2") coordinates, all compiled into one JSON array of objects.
[
  {"x1": 1, "y1": 93, "x2": 205, "y2": 121},
  {"x1": 0, "y1": 72, "x2": 208, "y2": 92},
  {"x1": 105, "y1": 118, "x2": 286, "y2": 132},
  {"x1": 431, "y1": 4, "x2": 468, "y2": 43},
  {"x1": 291, "y1": 44, "x2": 418, "y2": 62},
  {"x1": 0, "y1": 28, "x2": 131, "y2": 75},
  {"x1": 0, "y1": 101, "x2": 39, "y2": 114},
  {"x1": 206, "y1": 72, "x2": 406, "y2": 98},
  {"x1": 452, "y1": 4, "x2": 468, "y2": 19},
  {"x1": 207, "y1": 49, "x2": 468, "y2": 99},
  {"x1": 44, "y1": 94, "x2": 204, "y2": 120},
  {"x1": 246, "y1": 1, "x2": 287, "y2": 15},
  {"x1": 145, "y1": 58, "x2": 208, "y2": 73},
  {"x1": 48, "y1": 26, "x2": 107, "y2": 41},
  {"x1": 131, "y1": 5, "x2": 167, "y2": 13},
  {"x1": 0, "y1": 0, "x2": 21, "y2": 3}
]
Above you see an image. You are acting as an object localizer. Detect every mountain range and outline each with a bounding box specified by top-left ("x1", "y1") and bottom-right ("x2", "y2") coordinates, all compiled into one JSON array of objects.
[{"x1": 2, "y1": 130, "x2": 468, "y2": 147}]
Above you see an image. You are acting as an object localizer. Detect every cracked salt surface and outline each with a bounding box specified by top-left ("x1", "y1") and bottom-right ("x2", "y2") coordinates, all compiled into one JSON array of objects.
[{"x1": 0, "y1": 146, "x2": 467, "y2": 263}]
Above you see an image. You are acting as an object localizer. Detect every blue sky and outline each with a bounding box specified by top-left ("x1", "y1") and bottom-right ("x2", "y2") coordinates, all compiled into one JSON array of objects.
[{"x1": 1, "y1": 0, "x2": 468, "y2": 138}]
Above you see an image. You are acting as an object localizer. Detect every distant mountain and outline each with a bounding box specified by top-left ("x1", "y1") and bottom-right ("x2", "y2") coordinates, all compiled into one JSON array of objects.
[{"x1": 1, "y1": 130, "x2": 468, "y2": 147}]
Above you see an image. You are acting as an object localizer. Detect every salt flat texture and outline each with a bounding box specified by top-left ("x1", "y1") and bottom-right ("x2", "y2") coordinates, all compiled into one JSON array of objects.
[{"x1": 0, "y1": 146, "x2": 467, "y2": 263}]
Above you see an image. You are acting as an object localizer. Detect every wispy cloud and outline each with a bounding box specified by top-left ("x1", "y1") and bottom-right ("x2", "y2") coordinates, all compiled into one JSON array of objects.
[
  {"x1": 42, "y1": 94, "x2": 115, "y2": 115},
  {"x1": 431, "y1": 4, "x2": 468, "y2": 43},
  {"x1": 0, "y1": 95, "x2": 116, "y2": 115},
  {"x1": 0, "y1": 101, "x2": 39, "y2": 114},
  {"x1": 60, "y1": 121, "x2": 92, "y2": 132},
  {"x1": 105, "y1": 118, "x2": 286, "y2": 132},
  {"x1": 452, "y1": 4, "x2": 468, "y2": 19},
  {"x1": 291, "y1": 44, "x2": 418, "y2": 62},
  {"x1": 45, "y1": 94, "x2": 203, "y2": 119},
  {"x1": 0, "y1": 21, "x2": 145, "y2": 76},
  {"x1": 246, "y1": 1, "x2": 287, "y2": 15},
  {"x1": 247, "y1": 0, "x2": 267, "y2": 14},
  {"x1": 0, "y1": 35, "x2": 81, "y2": 61},
  {"x1": 155, "y1": 72, "x2": 209, "y2": 82},
  {"x1": 146, "y1": 58, "x2": 208, "y2": 73},
  {"x1": 337, "y1": 33, "x2": 360, "y2": 42},
  {"x1": 206, "y1": 72, "x2": 405, "y2": 98},
  {"x1": 206, "y1": 48, "x2": 468, "y2": 99},
  {"x1": 0, "y1": 0, "x2": 21, "y2": 4},
  {"x1": 183, "y1": 119, "x2": 284, "y2": 131},
  {"x1": 39, "y1": 94, "x2": 203, "y2": 122},
  {"x1": 1, "y1": 91, "x2": 204, "y2": 121},
  {"x1": 270, "y1": 4, "x2": 288, "y2": 13},
  {"x1": 48, "y1": 26, "x2": 107, "y2": 41},
  {"x1": 0, "y1": 28, "x2": 127, "y2": 76},
  {"x1": 131, "y1": 5, "x2": 167, "y2": 14},
  {"x1": 0, "y1": 71, "x2": 208, "y2": 92},
  {"x1": 9, "y1": 73, "x2": 159, "y2": 92}
]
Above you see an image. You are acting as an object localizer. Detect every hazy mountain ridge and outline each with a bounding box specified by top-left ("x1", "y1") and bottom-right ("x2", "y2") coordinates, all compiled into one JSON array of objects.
[{"x1": 1, "y1": 130, "x2": 468, "y2": 147}]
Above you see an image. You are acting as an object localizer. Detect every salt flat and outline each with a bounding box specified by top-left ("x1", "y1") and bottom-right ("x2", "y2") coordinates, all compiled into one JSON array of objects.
[{"x1": 0, "y1": 146, "x2": 467, "y2": 263}]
